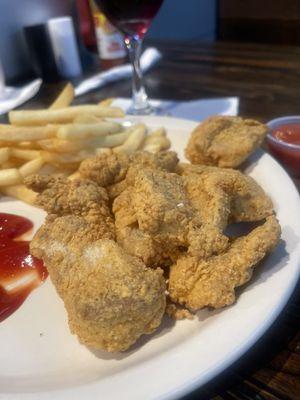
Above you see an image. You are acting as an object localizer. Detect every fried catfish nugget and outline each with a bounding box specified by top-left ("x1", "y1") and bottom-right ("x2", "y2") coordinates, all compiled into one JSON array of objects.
[
  {"x1": 113, "y1": 167, "x2": 229, "y2": 266},
  {"x1": 113, "y1": 168, "x2": 203, "y2": 267},
  {"x1": 28, "y1": 175, "x2": 166, "y2": 352},
  {"x1": 185, "y1": 116, "x2": 268, "y2": 168},
  {"x1": 31, "y1": 217, "x2": 166, "y2": 352},
  {"x1": 25, "y1": 175, "x2": 115, "y2": 238},
  {"x1": 179, "y1": 164, "x2": 274, "y2": 223},
  {"x1": 79, "y1": 150, "x2": 179, "y2": 196},
  {"x1": 169, "y1": 215, "x2": 281, "y2": 310}
]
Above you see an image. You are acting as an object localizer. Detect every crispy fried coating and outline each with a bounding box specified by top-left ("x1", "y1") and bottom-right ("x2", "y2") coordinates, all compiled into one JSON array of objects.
[
  {"x1": 31, "y1": 218, "x2": 166, "y2": 352},
  {"x1": 79, "y1": 152, "x2": 129, "y2": 187},
  {"x1": 28, "y1": 175, "x2": 166, "y2": 352},
  {"x1": 116, "y1": 226, "x2": 181, "y2": 268},
  {"x1": 113, "y1": 168, "x2": 204, "y2": 266},
  {"x1": 26, "y1": 175, "x2": 115, "y2": 238},
  {"x1": 169, "y1": 215, "x2": 281, "y2": 310},
  {"x1": 179, "y1": 164, "x2": 274, "y2": 223},
  {"x1": 185, "y1": 116, "x2": 268, "y2": 168},
  {"x1": 131, "y1": 169, "x2": 193, "y2": 240},
  {"x1": 28, "y1": 128, "x2": 281, "y2": 337},
  {"x1": 178, "y1": 164, "x2": 274, "y2": 258},
  {"x1": 114, "y1": 163, "x2": 272, "y2": 264},
  {"x1": 79, "y1": 151, "x2": 179, "y2": 191},
  {"x1": 166, "y1": 300, "x2": 194, "y2": 320}
]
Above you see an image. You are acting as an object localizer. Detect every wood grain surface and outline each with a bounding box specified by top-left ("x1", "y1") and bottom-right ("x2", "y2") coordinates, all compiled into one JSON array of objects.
[{"x1": 3, "y1": 40, "x2": 299, "y2": 400}]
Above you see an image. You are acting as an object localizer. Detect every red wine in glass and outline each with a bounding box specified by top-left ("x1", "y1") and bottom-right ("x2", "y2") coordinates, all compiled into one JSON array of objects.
[
  {"x1": 94, "y1": 0, "x2": 164, "y2": 114},
  {"x1": 94, "y1": 0, "x2": 164, "y2": 38}
]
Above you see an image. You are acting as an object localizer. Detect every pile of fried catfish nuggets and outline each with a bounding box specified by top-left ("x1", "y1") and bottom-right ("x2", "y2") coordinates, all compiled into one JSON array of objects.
[{"x1": 27, "y1": 116, "x2": 281, "y2": 352}]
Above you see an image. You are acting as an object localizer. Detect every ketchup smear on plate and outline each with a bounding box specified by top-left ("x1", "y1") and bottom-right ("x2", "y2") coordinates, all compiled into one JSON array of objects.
[
  {"x1": 0, "y1": 213, "x2": 48, "y2": 322},
  {"x1": 272, "y1": 123, "x2": 300, "y2": 145}
]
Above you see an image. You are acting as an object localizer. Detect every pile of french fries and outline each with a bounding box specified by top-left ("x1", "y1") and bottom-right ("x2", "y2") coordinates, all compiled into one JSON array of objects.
[{"x1": 0, "y1": 83, "x2": 170, "y2": 205}]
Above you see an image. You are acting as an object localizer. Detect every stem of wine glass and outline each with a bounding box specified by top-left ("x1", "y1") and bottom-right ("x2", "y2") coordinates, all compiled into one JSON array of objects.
[{"x1": 125, "y1": 35, "x2": 152, "y2": 114}]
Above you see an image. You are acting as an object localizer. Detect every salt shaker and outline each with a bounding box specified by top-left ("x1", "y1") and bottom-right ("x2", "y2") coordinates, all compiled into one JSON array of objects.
[{"x1": 47, "y1": 17, "x2": 82, "y2": 79}]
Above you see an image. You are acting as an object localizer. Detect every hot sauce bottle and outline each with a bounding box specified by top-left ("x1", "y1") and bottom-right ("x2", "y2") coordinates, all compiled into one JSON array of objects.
[{"x1": 89, "y1": 0, "x2": 127, "y2": 70}]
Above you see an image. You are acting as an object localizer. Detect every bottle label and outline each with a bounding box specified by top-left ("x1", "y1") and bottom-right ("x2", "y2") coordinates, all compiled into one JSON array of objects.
[
  {"x1": 96, "y1": 27, "x2": 126, "y2": 60},
  {"x1": 93, "y1": 12, "x2": 126, "y2": 60}
]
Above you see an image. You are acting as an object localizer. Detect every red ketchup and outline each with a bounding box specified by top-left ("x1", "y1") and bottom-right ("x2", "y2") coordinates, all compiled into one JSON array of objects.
[
  {"x1": 268, "y1": 123, "x2": 300, "y2": 178},
  {"x1": 0, "y1": 213, "x2": 48, "y2": 322},
  {"x1": 272, "y1": 124, "x2": 300, "y2": 145}
]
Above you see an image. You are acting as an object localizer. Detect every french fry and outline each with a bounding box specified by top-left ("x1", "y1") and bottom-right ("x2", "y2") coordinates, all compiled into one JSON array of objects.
[
  {"x1": 41, "y1": 151, "x2": 92, "y2": 165},
  {"x1": 143, "y1": 142, "x2": 170, "y2": 153},
  {"x1": 11, "y1": 148, "x2": 41, "y2": 160},
  {"x1": 0, "y1": 125, "x2": 57, "y2": 142},
  {"x1": 142, "y1": 127, "x2": 171, "y2": 153},
  {"x1": 9, "y1": 105, "x2": 125, "y2": 126},
  {"x1": 73, "y1": 114, "x2": 103, "y2": 124},
  {"x1": 0, "y1": 148, "x2": 11, "y2": 164},
  {"x1": 1, "y1": 184, "x2": 37, "y2": 205},
  {"x1": 39, "y1": 130, "x2": 129, "y2": 153},
  {"x1": 114, "y1": 124, "x2": 146, "y2": 155},
  {"x1": 38, "y1": 138, "x2": 80, "y2": 153},
  {"x1": 16, "y1": 141, "x2": 42, "y2": 150},
  {"x1": 149, "y1": 127, "x2": 167, "y2": 138},
  {"x1": 99, "y1": 98, "x2": 114, "y2": 107},
  {"x1": 56, "y1": 121, "x2": 122, "y2": 140},
  {"x1": 94, "y1": 131, "x2": 130, "y2": 148},
  {"x1": 143, "y1": 137, "x2": 171, "y2": 153},
  {"x1": 39, "y1": 137, "x2": 100, "y2": 153},
  {"x1": 49, "y1": 83, "x2": 74, "y2": 109},
  {"x1": 19, "y1": 158, "x2": 44, "y2": 178},
  {"x1": 0, "y1": 168, "x2": 22, "y2": 186}
]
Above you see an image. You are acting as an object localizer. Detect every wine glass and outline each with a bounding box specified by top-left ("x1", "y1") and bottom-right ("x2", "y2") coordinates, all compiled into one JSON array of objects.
[{"x1": 94, "y1": 0, "x2": 164, "y2": 115}]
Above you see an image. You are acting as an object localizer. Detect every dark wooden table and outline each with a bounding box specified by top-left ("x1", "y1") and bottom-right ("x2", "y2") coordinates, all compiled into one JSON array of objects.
[{"x1": 10, "y1": 40, "x2": 300, "y2": 399}]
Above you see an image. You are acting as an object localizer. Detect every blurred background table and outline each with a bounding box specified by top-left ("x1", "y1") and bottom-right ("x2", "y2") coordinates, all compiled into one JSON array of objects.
[{"x1": 16, "y1": 40, "x2": 300, "y2": 400}]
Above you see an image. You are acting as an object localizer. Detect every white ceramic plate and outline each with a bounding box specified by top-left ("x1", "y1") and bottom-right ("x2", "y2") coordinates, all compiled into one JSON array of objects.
[{"x1": 0, "y1": 116, "x2": 300, "y2": 400}]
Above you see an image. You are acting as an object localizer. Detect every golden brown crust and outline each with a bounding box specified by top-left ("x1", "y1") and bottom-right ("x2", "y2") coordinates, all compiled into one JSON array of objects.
[
  {"x1": 79, "y1": 152, "x2": 129, "y2": 187},
  {"x1": 26, "y1": 175, "x2": 115, "y2": 239},
  {"x1": 78, "y1": 150, "x2": 179, "y2": 189},
  {"x1": 27, "y1": 134, "x2": 281, "y2": 351},
  {"x1": 31, "y1": 228, "x2": 166, "y2": 352},
  {"x1": 28, "y1": 174, "x2": 166, "y2": 352},
  {"x1": 166, "y1": 302, "x2": 194, "y2": 320},
  {"x1": 185, "y1": 116, "x2": 268, "y2": 168},
  {"x1": 169, "y1": 215, "x2": 281, "y2": 310},
  {"x1": 179, "y1": 163, "x2": 274, "y2": 223}
]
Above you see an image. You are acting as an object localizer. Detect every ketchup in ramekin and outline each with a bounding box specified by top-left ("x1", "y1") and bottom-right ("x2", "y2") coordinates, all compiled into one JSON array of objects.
[{"x1": 267, "y1": 116, "x2": 300, "y2": 178}]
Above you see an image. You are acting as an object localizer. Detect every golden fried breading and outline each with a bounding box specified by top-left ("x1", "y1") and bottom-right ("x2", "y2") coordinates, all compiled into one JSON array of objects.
[
  {"x1": 179, "y1": 164, "x2": 274, "y2": 223},
  {"x1": 26, "y1": 175, "x2": 115, "y2": 238},
  {"x1": 116, "y1": 226, "x2": 179, "y2": 268},
  {"x1": 112, "y1": 169, "x2": 189, "y2": 266},
  {"x1": 130, "y1": 150, "x2": 179, "y2": 173},
  {"x1": 169, "y1": 215, "x2": 281, "y2": 310},
  {"x1": 113, "y1": 167, "x2": 230, "y2": 265},
  {"x1": 31, "y1": 218, "x2": 166, "y2": 352},
  {"x1": 131, "y1": 169, "x2": 193, "y2": 239},
  {"x1": 113, "y1": 168, "x2": 203, "y2": 266},
  {"x1": 79, "y1": 151, "x2": 179, "y2": 190},
  {"x1": 27, "y1": 123, "x2": 281, "y2": 342},
  {"x1": 79, "y1": 152, "x2": 129, "y2": 187},
  {"x1": 185, "y1": 116, "x2": 268, "y2": 168},
  {"x1": 166, "y1": 300, "x2": 194, "y2": 320},
  {"x1": 113, "y1": 188, "x2": 136, "y2": 229}
]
